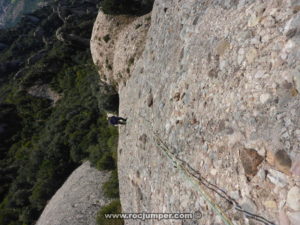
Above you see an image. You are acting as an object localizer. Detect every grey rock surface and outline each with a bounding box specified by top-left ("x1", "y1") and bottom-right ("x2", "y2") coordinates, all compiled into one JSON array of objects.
[
  {"x1": 36, "y1": 161, "x2": 111, "y2": 225},
  {"x1": 287, "y1": 186, "x2": 300, "y2": 211},
  {"x1": 91, "y1": 0, "x2": 300, "y2": 224},
  {"x1": 90, "y1": 12, "x2": 151, "y2": 86}
]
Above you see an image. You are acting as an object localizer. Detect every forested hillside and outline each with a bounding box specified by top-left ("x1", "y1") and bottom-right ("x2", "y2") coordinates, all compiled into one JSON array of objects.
[
  {"x1": 0, "y1": 0, "x2": 155, "y2": 224},
  {"x1": 0, "y1": 0, "x2": 121, "y2": 224}
]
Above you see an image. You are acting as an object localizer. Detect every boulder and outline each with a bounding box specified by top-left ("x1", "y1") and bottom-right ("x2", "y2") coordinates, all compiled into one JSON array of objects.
[{"x1": 36, "y1": 161, "x2": 111, "y2": 225}]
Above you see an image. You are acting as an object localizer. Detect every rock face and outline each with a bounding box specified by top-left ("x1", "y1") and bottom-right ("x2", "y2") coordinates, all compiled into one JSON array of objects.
[
  {"x1": 90, "y1": 12, "x2": 151, "y2": 86},
  {"x1": 36, "y1": 161, "x2": 111, "y2": 225},
  {"x1": 0, "y1": 0, "x2": 24, "y2": 28},
  {"x1": 91, "y1": 0, "x2": 300, "y2": 224},
  {"x1": 0, "y1": 0, "x2": 45, "y2": 28},
  {"x1": 27, "y1": 84, "x2": 61, "y2": 105}
]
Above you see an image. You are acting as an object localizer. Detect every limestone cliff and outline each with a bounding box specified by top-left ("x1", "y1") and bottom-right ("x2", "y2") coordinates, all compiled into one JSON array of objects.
[{"x1": 92, "y1": 0, "x2": 300, "y2": 224}]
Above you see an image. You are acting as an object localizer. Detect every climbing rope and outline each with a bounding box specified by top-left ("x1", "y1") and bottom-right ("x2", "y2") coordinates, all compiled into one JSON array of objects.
[
  {"x1": 139, "y1": 113, "x2": 275, "y2": 225},
  {"x1": 154, "y1": 131, "x2": 234, "y2": 225}
]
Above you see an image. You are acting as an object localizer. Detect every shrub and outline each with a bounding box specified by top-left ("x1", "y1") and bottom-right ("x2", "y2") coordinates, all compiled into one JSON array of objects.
[
  {"x1": 9, "y1": 189, "x2": 30, "y2": 207},
  {"x1": 102, "y1": 170, "x2": 120, "y2": 198},
  {"x1": 0, "y1": 0, "x2": 122, "y2": 223},
  {"x1": 0, "y1": 208, "x2": 19, "y2": 225},
  {"x1": 88, "y1": 145, "x2": 102, "y2": 166},
  {"x1": 97, "y1": 152, "x2": 116, "y2": 170},
  {"x1": 101, "y1": 0, "x2": 154, "y2": 16},
  {"x1": 96, "y1": 200, "x2": 124, "y2": 225}
]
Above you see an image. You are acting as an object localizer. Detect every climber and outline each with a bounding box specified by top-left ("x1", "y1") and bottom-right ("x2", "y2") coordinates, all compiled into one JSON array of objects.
[{"x1": 108, "y1": 116, "x2": 127, "y2": 125}]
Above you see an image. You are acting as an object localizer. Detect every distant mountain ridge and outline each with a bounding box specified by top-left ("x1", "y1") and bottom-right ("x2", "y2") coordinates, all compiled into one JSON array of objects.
[{"x1": 0, "y1": 0, "x2": 48, "y2": 28}]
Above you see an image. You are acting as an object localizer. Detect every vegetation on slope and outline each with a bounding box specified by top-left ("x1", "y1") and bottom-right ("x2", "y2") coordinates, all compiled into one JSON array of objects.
[
  {"x1": 0, "y1": 0, "x2": 121, "y2": 224},
  {"x1": 0, "y1": 0, "x2": 154, "y2": 224},
  {"x1": 101, "y1": 0, "x2": 154, "y2": 15}
]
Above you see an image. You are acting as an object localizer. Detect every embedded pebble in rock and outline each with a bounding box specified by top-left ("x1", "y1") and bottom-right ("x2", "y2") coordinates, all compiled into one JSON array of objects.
[
  {"x1": 287, "y1": 186, "x2": 300, "y2": 211},
  {"x1": 284, "y1": 13, "x2": 300, "y2": 37},
  {"x1": 295, "y1": 130, "x2": 300, "y2": 140},
  {"x1": 240, "y1": 148, "x2": 264, "y2": 178},
  {"x1": 241, "y1": 198, "x2": 257, "y2": 214},
  {"x1": 287, "y1": 211, "x2": 300, "y2": 225},
  {"x1": 275, "y1": 150, "x2": 292, "y2": 174},
  {"x1": 246, "y1": 47, "x2": 258, "y2": 63},
  {"x1": 291, "y1": 159, "x2": 300, "y2": 176},
  {"x1": 294, "y1": 69, "x2": 300, "y2": 93},
  {"x1": 248, "y1": 14, "x2": 260, "y2": 27},
  {"x1": 263, "y1": 200, "x2": 277, "y2": 209},
  {"x1": 260, "y1": 93, "x2": 271, "y2": 104},
  {"x1": 279, "y1": 210, "x2": 290, "y2": 225},
  {"x1": 216, "y1": 39, "x2": 230, "y2": 56},
  {"x1": 257, "y1": 168, "x2": 266, "y2": 181},
  {"x1": 229, "y1": 191, "x2": 240, "y2": 201},
  {"x1": 210, "y1": 168, "x2": 217, "y2": 176},
  {"x1": 267, "y1": 169, "x2": 288, "y2": 188},
  {"x1": 237, "y1": 48, "x2": 245, "y2": 64},
  {"x1": 267, "y1": 151, "x2": 276, "y2": 166}
]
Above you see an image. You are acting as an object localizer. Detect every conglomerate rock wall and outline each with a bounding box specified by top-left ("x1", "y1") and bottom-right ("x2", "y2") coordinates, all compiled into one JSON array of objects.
[{"x1": 92, "y1": 0, "x2": 300, "y2": 224}]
